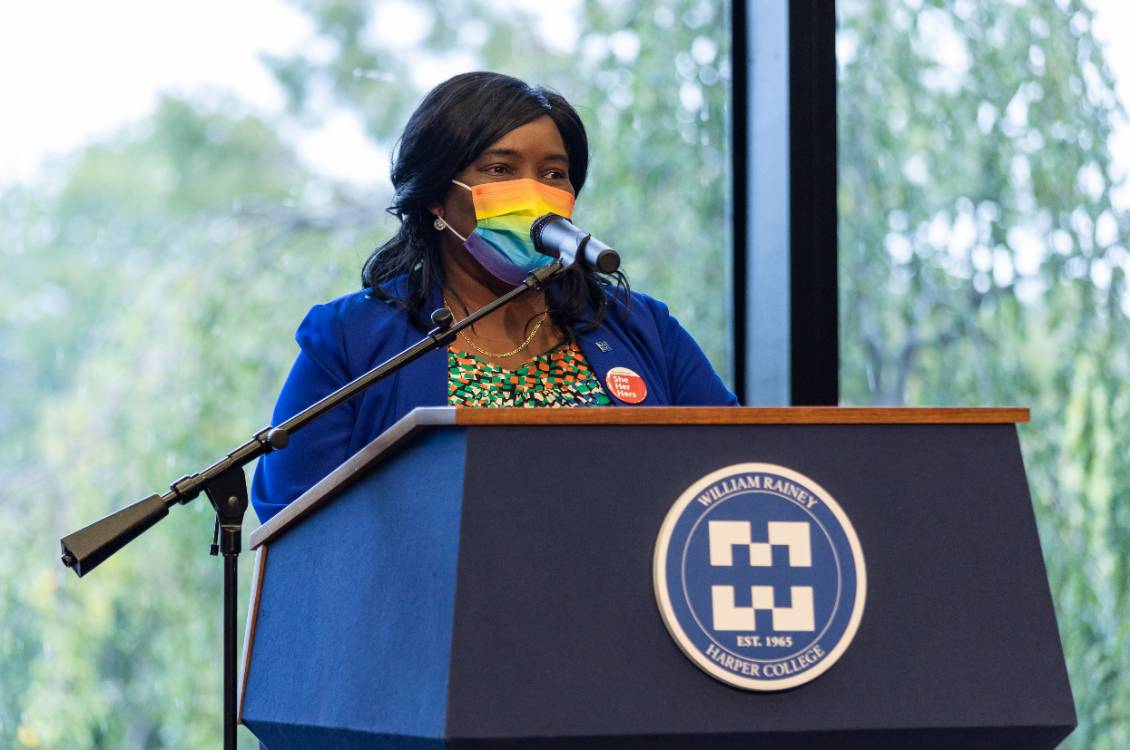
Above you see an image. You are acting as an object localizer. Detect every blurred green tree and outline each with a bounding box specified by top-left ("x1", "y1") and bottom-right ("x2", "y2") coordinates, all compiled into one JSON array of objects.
[
  {"x1": 839, "y1": 0, "x2": 1130, "y2": 747},
  {"x1": 1, "y1": 97, "x2": 367, "y2": 748},
  {"x1": 0, "y1": 2, "x2": 732, "y2": 747}
]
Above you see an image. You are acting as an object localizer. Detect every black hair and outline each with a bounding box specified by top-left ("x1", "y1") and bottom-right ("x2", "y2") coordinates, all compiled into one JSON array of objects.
[{"x1": 362, "y1": 71, "x2": 627, "y2": 332}]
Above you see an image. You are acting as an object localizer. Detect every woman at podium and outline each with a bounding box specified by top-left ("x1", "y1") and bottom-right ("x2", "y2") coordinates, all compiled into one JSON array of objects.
[{"x1": 251, "y1": 72, "x2": 736, "y2": 522}]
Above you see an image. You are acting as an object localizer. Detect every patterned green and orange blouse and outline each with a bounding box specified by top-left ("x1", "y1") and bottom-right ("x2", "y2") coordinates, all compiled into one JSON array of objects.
[{"x1": 448, "y1": 342, "x2": 612, "y2": 408}]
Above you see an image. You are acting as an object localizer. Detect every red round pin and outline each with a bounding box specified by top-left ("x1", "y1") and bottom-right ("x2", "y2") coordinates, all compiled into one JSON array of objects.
[{"x1": 605, "y1": 366, "x2": 647, "y2": 404}]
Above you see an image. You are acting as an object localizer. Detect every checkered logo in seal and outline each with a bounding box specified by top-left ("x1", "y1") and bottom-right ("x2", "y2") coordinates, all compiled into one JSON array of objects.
[{"x1": 653, "y1": 463, "x2": 867, "y2": 691}]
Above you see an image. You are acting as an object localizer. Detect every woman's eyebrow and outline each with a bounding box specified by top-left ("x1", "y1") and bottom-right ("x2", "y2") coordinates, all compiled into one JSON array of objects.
[
  {"x1": 477, "y1": 148, "x2": 520, "y2": 160},
  {"x1": 477, "y1": 147, "x2": 569, "y2": 164}
]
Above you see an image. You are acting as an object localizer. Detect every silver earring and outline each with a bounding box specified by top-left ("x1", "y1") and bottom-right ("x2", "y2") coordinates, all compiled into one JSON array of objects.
[{"x1": 434, "y1": 216, "x2": 446, "y2": 231}]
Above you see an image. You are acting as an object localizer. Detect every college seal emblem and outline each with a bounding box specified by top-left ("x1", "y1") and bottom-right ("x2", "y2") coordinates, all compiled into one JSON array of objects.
[{"x1": 653, "y1": 463, "x2": 866, "y2": 690}]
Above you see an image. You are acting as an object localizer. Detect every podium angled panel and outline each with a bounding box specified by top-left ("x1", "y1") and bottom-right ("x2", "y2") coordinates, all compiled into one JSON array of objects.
[{"x1": 242, "y1": 429, "x2": 467, "y2": 749}]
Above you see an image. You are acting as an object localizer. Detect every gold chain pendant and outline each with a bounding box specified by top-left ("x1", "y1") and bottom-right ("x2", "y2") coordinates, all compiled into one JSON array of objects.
[{"x1": 444, "y1": 295, "x2": 549, "y2": 359}]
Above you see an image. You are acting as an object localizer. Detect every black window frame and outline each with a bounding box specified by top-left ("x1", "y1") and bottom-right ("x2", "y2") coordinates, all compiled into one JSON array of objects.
[{"x1": 731, "y1": 0, "x2": 838, "y2": 406}]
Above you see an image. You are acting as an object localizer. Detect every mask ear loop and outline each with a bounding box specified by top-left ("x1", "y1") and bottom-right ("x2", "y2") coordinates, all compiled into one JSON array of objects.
[
  {"x1": 434, "y1": 214, "x2": 468, "y2": 243},
  {"x1": 437, "y1": 179, "x2": 474, "y2": 242},
  {"x1": 444, "y1": 221, "x2": 468, "y2": 243}
]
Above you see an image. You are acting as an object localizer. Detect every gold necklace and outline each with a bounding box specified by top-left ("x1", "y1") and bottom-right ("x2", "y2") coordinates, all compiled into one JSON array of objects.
[{"x1": 444, "y1": 295, "x2": 549, "y2": 359}]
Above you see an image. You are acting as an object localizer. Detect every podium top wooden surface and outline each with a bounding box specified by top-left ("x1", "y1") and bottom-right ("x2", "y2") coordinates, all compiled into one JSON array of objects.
[
  {"x1": 443, "y1": 406, "x2": 1030, "y2": 425},
  {"x1": 249, "y1": 406, "x2": 1028, "y2": 548}
]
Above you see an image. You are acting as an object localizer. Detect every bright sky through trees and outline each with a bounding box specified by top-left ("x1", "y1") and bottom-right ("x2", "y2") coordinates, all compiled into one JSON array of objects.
[
  {"x1": 1, "y1": 1, "x2": 1124, "y2": 220},
  {"x1": 0, "y1": 0, "x2": 385, "y2": 187},
  {"x1": 0, "y1": 0, "x2": 586, "y2": 189}
]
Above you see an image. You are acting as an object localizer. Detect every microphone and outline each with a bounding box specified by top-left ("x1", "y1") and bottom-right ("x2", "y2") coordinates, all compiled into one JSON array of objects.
[{"x1": 530, "y1": 213, "x2": 620, "y2": 274}]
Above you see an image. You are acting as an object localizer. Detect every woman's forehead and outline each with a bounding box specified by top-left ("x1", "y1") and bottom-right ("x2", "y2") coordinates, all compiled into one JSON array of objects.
[{"x1": 480, "y1": 116, "x2": 567, "y2": 160}]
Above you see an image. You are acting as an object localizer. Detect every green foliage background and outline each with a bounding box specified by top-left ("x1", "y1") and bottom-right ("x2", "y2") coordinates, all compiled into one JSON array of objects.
[
  {"x1": 839, "y1": 0, "x2": 1129, "y2": 747},
  {"x1": 0, "y1": 2, "x2": 730, "y2": 747},
  {"x1": 0, "y1": 0, "x2": 1125, "y2": 747}
]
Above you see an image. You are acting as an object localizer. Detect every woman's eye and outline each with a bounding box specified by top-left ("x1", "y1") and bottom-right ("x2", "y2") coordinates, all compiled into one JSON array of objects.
[
  {"x1": 485, "y1": 164, "x2": 511, "y2": 176},
  {"x1": 546, "y1": 170, "x2": 567, "y2": 180}
]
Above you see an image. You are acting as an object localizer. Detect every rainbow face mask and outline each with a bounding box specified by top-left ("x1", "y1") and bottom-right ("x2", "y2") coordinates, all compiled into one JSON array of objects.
[{"x1": 444, "y1": 178, "x2": 576, "y2": 285}]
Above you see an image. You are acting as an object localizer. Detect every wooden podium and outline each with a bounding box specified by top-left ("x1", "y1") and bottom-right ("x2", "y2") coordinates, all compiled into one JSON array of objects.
[{"x1": 238, "y1": 407, "x2": 1075, "y2": 749}]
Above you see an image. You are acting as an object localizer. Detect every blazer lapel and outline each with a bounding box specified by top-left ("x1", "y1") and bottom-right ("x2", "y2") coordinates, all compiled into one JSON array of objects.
[{"x1": 574, "y1": 326, "x2": 662, "y2": 406}]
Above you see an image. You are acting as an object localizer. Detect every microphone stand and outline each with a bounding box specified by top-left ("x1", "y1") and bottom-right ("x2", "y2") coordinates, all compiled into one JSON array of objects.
[{"x1": 58, "y1": 259, "x2": 566, "y2": 750}]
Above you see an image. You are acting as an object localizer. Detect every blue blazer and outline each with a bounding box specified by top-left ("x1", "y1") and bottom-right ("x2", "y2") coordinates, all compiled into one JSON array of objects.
[{"x1": 251, "y1": 284, "x2": 737, "y2": 522}]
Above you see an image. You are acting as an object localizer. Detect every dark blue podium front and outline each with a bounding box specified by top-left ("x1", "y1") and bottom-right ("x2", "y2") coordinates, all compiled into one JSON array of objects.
[{"x1": 239, "y1": 407, "x2": 1075, "y2": 749}]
